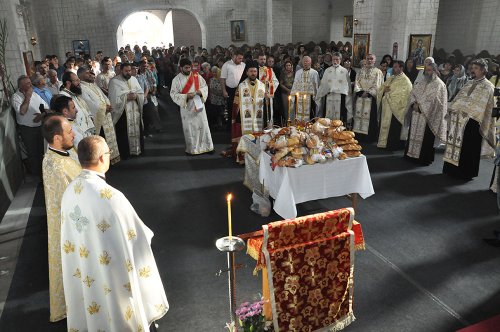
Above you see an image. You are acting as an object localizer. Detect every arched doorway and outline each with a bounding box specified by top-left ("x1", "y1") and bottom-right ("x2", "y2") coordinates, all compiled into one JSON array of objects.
[{"x1": 116, "y1": 9, "x2": 203, "y2": 50}]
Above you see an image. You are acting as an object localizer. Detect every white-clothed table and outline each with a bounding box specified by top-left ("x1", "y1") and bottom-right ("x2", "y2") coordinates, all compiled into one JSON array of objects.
[{"x1": 259, "y1": 152, "x2": 374, "y2": 219}]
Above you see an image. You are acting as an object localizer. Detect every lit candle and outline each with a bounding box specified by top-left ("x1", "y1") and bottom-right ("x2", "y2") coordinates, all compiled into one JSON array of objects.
[
  {"x1": 227, "y1": 193, "x2": 233, "y2": 241},
  {"x1": 302, "y1": 94, "x2": 307, "y2": 120},
  {"x1": 295, "y1": 93, "x2": 300, "y2": 121},
  {"x1": 287, "y1": 95, "x2": 292, "y2": 124}
]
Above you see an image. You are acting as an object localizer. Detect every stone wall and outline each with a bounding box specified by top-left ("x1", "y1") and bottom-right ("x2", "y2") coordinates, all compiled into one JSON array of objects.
[
  {"x1": 329, "y1": 0, "x2": 354, "y2": 44},
  {"x1": 0, "y1": 0, "x2": 41, "y2": 89},
  {"x1": 353, "y1": 0, "x2": 440, "y2": 63},
  {"x1": 435, "y1": 0, "x2": 500, "y2": 56},
  {"x1": 292, "y1": 0, "x2": 332, "y2": 43},
  {"x1": 171, "y1": 10, "x2": 202, "y2": 47}
]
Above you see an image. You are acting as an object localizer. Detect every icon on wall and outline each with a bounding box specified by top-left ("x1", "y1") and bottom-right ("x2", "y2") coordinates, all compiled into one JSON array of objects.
[
  {"x1": 353, "y1": 33, "x2": 370, "y2": 68},
  {"x1": 230, "y1": 20, "x2": 245, "y2": 42},
  {"x1": 72, "y1": 40, "x2": 91, "y2": 57},
  {"x1": 343, "y1": 16, "x2": 353, "y2": 38},
  {"x1": 408, "y1": 34, "x2": 432, "y2": 68}
]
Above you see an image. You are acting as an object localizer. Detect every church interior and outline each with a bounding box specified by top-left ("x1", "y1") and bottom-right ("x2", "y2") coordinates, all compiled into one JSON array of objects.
[{"x1": 0, "y1": 0, "x2": 499, "y2": 331}]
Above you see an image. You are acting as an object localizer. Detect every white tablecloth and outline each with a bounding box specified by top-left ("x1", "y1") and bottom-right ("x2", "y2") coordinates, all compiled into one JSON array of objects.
[{"x1": 259, "y1": 152, "x2": 374, "y2": 219}]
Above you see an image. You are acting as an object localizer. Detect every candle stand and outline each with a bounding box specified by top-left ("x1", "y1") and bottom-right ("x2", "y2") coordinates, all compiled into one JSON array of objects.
[{"x1": 216, "y1": 236, "x2": 246, "y2": 325}]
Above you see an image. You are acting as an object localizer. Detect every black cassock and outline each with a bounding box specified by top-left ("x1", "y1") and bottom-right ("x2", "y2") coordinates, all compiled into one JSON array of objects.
[
  {"x1": 383, "y1": 112, "x2": 405, "y2": 151},
  {"x1": 404, "y1": 122, "x2": 436, "y2": 165},
  {"x1": 115, "y1": 111, "x2": 144, "y2": 160},
  {"x1": 443, "y1": 119, "x2": 482, "y2": 180},
  {"x1": 355, "y1": 92, "x2": 379, "y2": 143}
]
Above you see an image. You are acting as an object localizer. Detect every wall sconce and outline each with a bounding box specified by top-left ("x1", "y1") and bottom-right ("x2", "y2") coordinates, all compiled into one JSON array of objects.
[
  {"x1": 353, "y1": 19, "x2": 359, "y2": 26},
  {"x1": 30, "y1": 37, "x2": 37, "y2": 46}
]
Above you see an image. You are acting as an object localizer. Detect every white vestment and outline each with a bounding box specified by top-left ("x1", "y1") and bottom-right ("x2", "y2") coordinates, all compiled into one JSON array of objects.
[
  {"x1": 71, "y1": 120, "x2": 86, "y2": 149},
  {"x1": 290, "y1": 68, "x2": 319, "y2": 121},
  {"x1": 170, "y1": 72, "x2": 214, "y2": 154},
  {"x1": 316, "y1": 65, "x2": 351, "y2": 120},
  {"x1": 353, "y1": 66, "x2": 384, "y2": 134},
  {"x1": 60, "y1": 89, "x2": 96, "y2": 136},
  {"x1": 80, "y1": 81, "x2": 121, "y2": 163},
  {"x1": 109, "y1": 75, "x2": 145, "y2": 156},
  {"x1": 61, "y1": 170, "x2": 169, "y2": 332}
]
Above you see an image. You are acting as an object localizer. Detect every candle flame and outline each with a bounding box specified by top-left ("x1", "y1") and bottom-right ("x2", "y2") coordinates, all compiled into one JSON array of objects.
[
  {"x1": 303, "y1": 95, "x2": 307, "y2": 100},
  {"x1": 226, "y1": 193, "x2": 233, "y2": 201},
  {"x1": 288, "y1": 95, "x2": 291, "y2": 100}
]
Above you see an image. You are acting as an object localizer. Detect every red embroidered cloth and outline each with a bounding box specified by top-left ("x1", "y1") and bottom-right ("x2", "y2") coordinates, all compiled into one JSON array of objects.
[
  {"x1": 261, "y1": 208, "x2": 356, "y2": 332},
  {"x1": 246, "y1": 220, "x2": 364, "y2": 273}
]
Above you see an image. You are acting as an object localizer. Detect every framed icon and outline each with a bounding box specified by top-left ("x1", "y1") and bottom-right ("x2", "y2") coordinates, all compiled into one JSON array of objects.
[
  {"x1": 72, "y1": 40, "x2": 91, "y2": 57},
  {"x1": 230, "y1": 20, "x2": 245, "y2": 42},
  {"x1": 343, "y1": 16, "x2": 353, "y2": 38},
  {"x1": 353, "y1": 34, "x2": 370, "y2": 67},
  {"x1": 408, "y1": 34, "x2": 432, "y2": 68}
]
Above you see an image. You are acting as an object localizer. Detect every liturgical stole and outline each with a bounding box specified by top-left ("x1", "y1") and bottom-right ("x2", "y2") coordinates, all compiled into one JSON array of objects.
[
  {"x1": 181, "y1": 72, "x2": 200, "y2": 94},
  {"x1": 238, "y1": 79, "x2": 266, "y2": 134}
]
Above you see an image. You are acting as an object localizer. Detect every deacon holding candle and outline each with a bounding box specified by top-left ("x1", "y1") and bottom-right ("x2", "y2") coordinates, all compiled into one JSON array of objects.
[
  {"x1": 258, "y1": 53, "x2": 279, "y2": 127},
  {"x1": 290, "y1": 56, "x2": 320, "y2": 122}
]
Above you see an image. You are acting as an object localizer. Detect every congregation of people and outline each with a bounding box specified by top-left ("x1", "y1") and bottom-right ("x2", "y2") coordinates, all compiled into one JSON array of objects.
[{"x1": 8, "y1": 39, "x2": 500, "y2": 331}]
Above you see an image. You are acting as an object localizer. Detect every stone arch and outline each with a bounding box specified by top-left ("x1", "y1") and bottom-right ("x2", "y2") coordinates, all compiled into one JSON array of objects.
[{"x1": 115, "y1": 6, "x2": 206, "y2": 51}]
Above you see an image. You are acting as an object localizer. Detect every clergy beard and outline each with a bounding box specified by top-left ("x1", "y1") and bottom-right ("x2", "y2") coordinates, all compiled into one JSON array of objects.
[
  {"x1": 122, "y1": 74, "x2": 131, "y2": 80},
  {"x1": 63, "y1": 143, "x2": 74, "y2": 150},
  {"x1": 423, "y1": 72, "x2": 433, "y2": 82},
  {"x1": 70, "y1": 85, "x2": 82, "y2": 95},
  {"x1": 182, "y1": 70, "x2": 191, "y2": 76}
]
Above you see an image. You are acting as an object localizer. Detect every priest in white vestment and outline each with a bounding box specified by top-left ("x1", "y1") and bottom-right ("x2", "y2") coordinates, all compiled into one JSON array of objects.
[
  {"x1": 61, "y1": 136, "x2": 168, "y2": 332},
  {"x1": 443, "y1": 58, "x2": 496, "y2": 180},
  {"x1": 41, "y1": 115, "x2": 82, "y2": 322},
  {"x1": 290, "y1": 56, "x2": 320, "y2": 122},
  {"x1": 60, "y1": 71, "x2": 95, "y2": 137},
  {"x1": 353, "y1": 54, "x2": 384, "y2": 141},
  {"x1": 170, "y1": 58, "x2": 214, "y2": 155},
  {"x1": 405, "y1": 63, "x2": 448, "y2": 165},
  {"x1": 108, "y1": 63, "x2": 145, "y2": 159},
  {"x1": 78, "y1": 67, "x2": 121, "y2": 164},
  {"x1": 316, "y1": 52, "x2": 351, "y2": 123}
]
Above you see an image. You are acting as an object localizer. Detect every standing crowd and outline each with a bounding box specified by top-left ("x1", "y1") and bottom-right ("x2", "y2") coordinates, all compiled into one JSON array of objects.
[{"x1": 7, "y1": 40, "x2": 500, "y2": 331}]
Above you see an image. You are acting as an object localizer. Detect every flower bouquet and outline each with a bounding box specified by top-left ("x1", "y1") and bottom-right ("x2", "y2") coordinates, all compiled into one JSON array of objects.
[{"x1": 235, "y1": 299, "x2": 267, "y2": 332}]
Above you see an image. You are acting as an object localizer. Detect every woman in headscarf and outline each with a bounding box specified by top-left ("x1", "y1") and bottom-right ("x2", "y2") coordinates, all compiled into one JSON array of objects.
[
  {"x1": 404, "y1": 58, "x2": 419, "y2": 84},
  {"x1": 446, "y1": 64, "x2": 468, "y2": 102}
]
